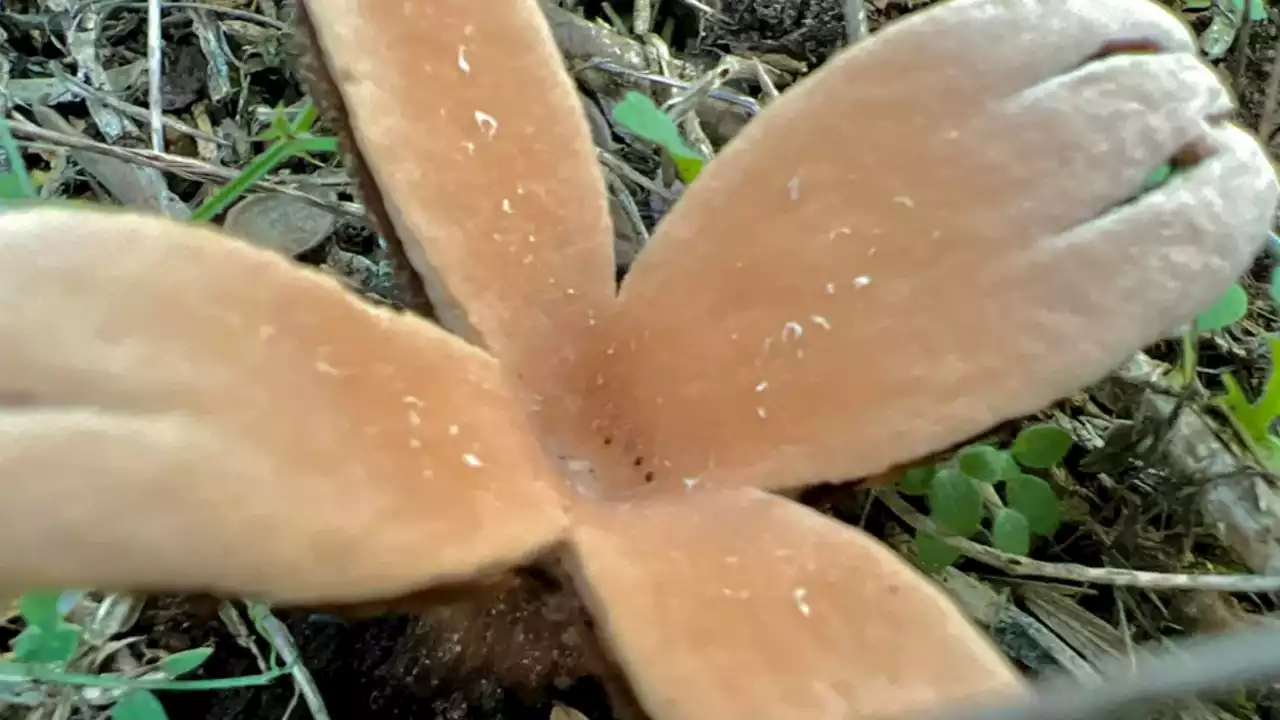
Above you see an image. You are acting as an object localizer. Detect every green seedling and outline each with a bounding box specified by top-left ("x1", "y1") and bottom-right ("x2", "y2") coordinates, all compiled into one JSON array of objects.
[
  {"x1": 1194, "y1": 283, "x2": 1249, "y2": 333},
  {"x1": 191, "y1": 99, "x2": 338, "y2": 223},
  {"x1": 1217, "y1": 334, "x2": 1280, "y2": 470},
  {"x1": 1173, "y1": 270, "x2": 1280, "y2": 472},
  {"x1": 3, "y1": 591, "x2": 296, "y2": 720},
  {"x1": 0, "y1": 114, "x2": 36, "y2": 204},
  {"x1": 610, "y1": 91, "x2": 707, "y2": 184},
  {"x1": 900, "y1": 423, "x2": 1071, "y2": 570}
]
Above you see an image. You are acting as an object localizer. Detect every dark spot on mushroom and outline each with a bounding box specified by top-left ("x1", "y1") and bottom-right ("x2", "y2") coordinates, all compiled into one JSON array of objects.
[
  {"x1": 633, "y1": 456, "x2": 644, "y2": 467},
  {"x1": 644, "y1": 471, "x2": 655, "y2": 483},
  {"x1": 603, "y1": 436, "x2": 613, "y2": 446}
]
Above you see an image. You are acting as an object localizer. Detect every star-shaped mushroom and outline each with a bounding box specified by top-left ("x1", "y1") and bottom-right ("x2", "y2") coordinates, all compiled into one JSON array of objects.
[{"x1": 0, "y1": 0, "x2": 1274, "y2": 717}]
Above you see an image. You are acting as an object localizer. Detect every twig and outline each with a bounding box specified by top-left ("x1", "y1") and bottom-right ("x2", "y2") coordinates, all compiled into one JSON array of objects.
[
  {"x1": 1231, "y1": 0, "x2": 1256, "y2": 90},
  {"x1": 928, "y1": 621, "x2": 1280, "y2": 720},
  {"x1": 633, "y1": 0, "x2": 653, "y2": 36},
  {"x1": 876, "y1": 487, "x2": 1280, "y2": 593},
  {"x1": 843, "y1": 0, "x2": 867, "y2": 45},
  {"x1": 1257, "y1": 31, "x2": 1280, "y2": 141},
  {"x1": 597, "y1": 149, "x2": 678, "y2": 201},
  {"x1": 8, "y1": 118, "x2": 363, "y2": 218},
  {"x1": 51, "y1": 67, "x2": 228, "y2": 146},
  {"x1": 669, "y1": 0, "x2": 723, "y2": 19},
  {"x1": 579, "y1": 60, "x2": 762, "y2": 114},
  {"x1": 146, "y1": 0, "x2": 164, "y2": 153},
  {"x1": 753, "y1": 59, "x2": 780, "y2": 103},
  {"x1": 257, "y1": 613, "x2": 330, "y2": 720},
  {"x1": 83, "y1": 0, "x2": 288, "y2": 29}
]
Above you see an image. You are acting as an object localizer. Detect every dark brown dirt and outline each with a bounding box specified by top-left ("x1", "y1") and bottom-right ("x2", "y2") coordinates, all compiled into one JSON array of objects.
[{"x1": 697, "y1": 0, "x2": 848, "y2": 63}]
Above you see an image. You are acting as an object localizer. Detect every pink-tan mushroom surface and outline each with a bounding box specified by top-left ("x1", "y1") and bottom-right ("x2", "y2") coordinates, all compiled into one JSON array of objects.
[{"x1": 0, "y1": 0, "x2": 1276, "y2": 717}]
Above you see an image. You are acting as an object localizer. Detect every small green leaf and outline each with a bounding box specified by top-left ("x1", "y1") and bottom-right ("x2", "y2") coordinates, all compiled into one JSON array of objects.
[
  {"x1": 0, "y1": 115, "x2": 36, "y2": 202},
  {"x1": 13, "y1": 622, "x2": 81, "y2": 664},
  {"x1": 991, "y1": 508, "x2": 1031, "y2": 556},
  {"x1": 994, "y1": 451, "x2": 1022, "y2": 480},
  {"x1": 158, "y1": 647, "x2": 214, "y2": 678},
  {"x1": 1232, "y1": 0, "x2": 1270, "y2": 21},
  {"x1": 957, "y1": 445, "x2": 1010, "y2": 483},
  {"x1": 19, "y1": 592, "x2": 63, "y2": 630},
  {"x1": 672, "y1": 154, "x2": 704, "y2": 184},
  {"x1": 289, "y1": 135, "x2": 339, "y2": 155},
  {"x1": 611, "y1": 91, "x2": 707, "y2": 182},
  {"x1": 1006, "y1": 474, "x2": 1062, "y2": 536},
  {"x1": 915, "y1": 530, "x2": 962, "y2": 571},
  {"x1": 112, "y1": 690, "x2": 168, "y2": 720},
  {"x1": 1011, "y1": 424, "x2": 1074, "y2": 469},
  {"x1": 898, "y1": 465, "x2": 935, "y2": 496},
  {"x1": 928, "y1": 468, "x2": 983, "y2": 536},
  {"x1": 1141, "y1": 163, "x2": 1173, "y2": 193},
  {"x1": 1194, "y1": 283, "x2": 1248, "y2": 333}
]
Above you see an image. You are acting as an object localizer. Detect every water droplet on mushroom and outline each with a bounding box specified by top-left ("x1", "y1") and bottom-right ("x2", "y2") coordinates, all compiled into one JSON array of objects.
[
  {"x1": 503, "y1": 199, "x2": 512, "y2": 213},
  {"x1": 757, "y1": 406, "x2": 768, "y2": 419},
  {"x1": 315, "y1": 361, "x2": 340, "y2": 376},
  {"x1": 810, "y1": 315, "x2": 831, "y2": 330},
  {"x1": 793, "y1": 587, "x2": 811, "y2": 617},
  {"x1": 462, "y1": 142, "x2": 475, "y2": 155},
  {"x1": 409, "y1": 438, "x2": 422, "y2": 449},
  {"x1": 404, "y1": 396, "x2": 424, "y2": 407},
  {"x1": 463, "y1": 453, "x2": 484, "y2": 467},
  {"x1": 781, "y1": 321, "x2": 804, "y2": 341},
  {"x1": 407, "y1": 409, "x2": 421, "y2": 426},
  {"x1": 527, "y1": 235, "x2": 536, "y2": 243},
  {"x1": 683, "y1": 477, "x2": 700, "y2": 490},
  {"x1": 853, "y1": 275, "x2": 872, "y2": 287},
  {"x1": 474, "y1": 111, "x2": 498, "y2": 139},
  {"x1": 448, "y1": 424, "x2": 459, "y2": 435},
  {"x1": 788, "y1": 176, "x2": 801, "y2": 200},
  {"x1": 463, "y1": 23, "x2": 474, "y2": 35},
  {"x1": 825, "y1": 282, "x2": 836, "y2": 294},
  {"x1": 458, "y1": 46, "x2": 470, "y2": 73},
  {"x1": 893, "y1": 195, "x2": 915, "y2": 208},
  {"x1": 755, "y1": 380, "x2": 768, "y2": 392}
]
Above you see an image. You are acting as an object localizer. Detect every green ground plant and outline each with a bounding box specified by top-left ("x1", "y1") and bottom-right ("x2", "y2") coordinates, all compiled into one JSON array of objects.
[{"x1": 898, "y1": 423, "x2": 1073, "y2": 570}]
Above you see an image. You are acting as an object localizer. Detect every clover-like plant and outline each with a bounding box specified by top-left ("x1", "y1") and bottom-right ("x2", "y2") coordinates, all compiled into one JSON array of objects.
[
  {"x1": 0, "y1": 0, "x2": 1276, "y2": 718},
  {"x1": 901, "y1": 424, "x2": 1073, "y2": 570}
]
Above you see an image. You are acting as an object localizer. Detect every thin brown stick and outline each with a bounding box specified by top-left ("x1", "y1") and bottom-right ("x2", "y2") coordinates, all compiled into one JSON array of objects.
[{"x1": 1257, "y1": 33, "x2": 1280, "y2": 141}]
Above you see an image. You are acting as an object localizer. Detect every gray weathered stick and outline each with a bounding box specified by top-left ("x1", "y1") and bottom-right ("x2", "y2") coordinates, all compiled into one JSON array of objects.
[{"x1": 926, "y1": 622, "x2": 1280, "y2": 720}]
